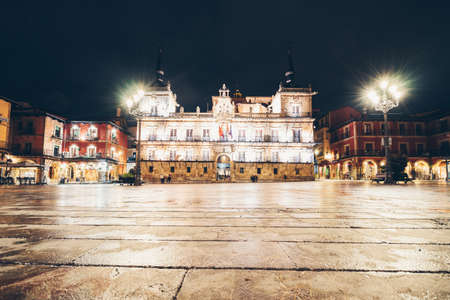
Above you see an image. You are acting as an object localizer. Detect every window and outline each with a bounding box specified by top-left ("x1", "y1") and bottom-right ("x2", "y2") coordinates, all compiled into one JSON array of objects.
[
  {"x1": 69, "y1": 145, "x2": 79, "y2": 157},
  {"x1": 344, "y1": 127, "x2": 350, "y2": 138},
  {"x1": 187, "y1": 166, "x2": 191, "y2": 173},
  {"x1": 365, "y1": 143, "x2": 373, "y2": 153},
  {"x1": 293, "y1": 129, "x2": 301, "y2": 142},
  {"x1": 239, "y1": 151, "x2": 246, "y2": 162},
  {"x1": 417, "y1": 144, "x2": 424, "y2": 155},
  {"x1": 364, "y1": 124, "x2": 371, "y2": 135},
  {"x1": 202, "y1": 129, "x2": 210, "y2": 141},
  {"x1": 54, "y1": 126, "x2": 61, "y2": 138},
  {"x1": 238, "y1": 129, "x2": 246, "y2": 141},
  {"x1": 149, "y1": 166, "x2": 153, "y2": 172},
  {"x1": 399, "y1": 143, "x2": 408, "y2": 154},
  {"x1": 295, "y1": 168, "x2": 299, "y2": 175},
  {"x1": 292, "y1": 105, "x2": 300, "y2": 116},
  {"x1": 88, "y1": 126, "x2": 98, "y2": 139},
  {"x1": 256, "y1": 152, "x2": 263, "y2": 162},
  {"x1": 24, "y1": 143, "x2": 32, "y2": 154},
  {"x1": 255, "y1": 129, "x2": 263, "y2": 142},
  {"x1": 415, "y1": 124, "x2": 423, "y2": 135},
  {"x1": 399, "y1": 124, "x2": 406, "y2": 135},
  {"x1": 271, "y1": 130, "x2": 279, "y2": 142},
  {"x1": 111, "y1": 129, "x2": 117, "y2": 142},
  {"x1": 344, "y1": 145, "x2": 350, "y2": 156},
  {"x1": 271, "y1": 152, "x2": 279, "y2": 162},
  {"x1": 381, "y1": 124, "x2": 385, "y2": 135},
  {"x1": 170, "y1": 129, "x2": 177, "y2": 140},
  {"x1": 273, "y1": 168, "x2": 278, "y2": 175},
  {"x1": 203, "y1": 167, "x2": 208, "y2": 173},
  {"x1": 202, "y1": 150, "x2": 209, "y2": 161},
  {"x1": 87, "y1": 145, "x2": 96, "y2": 157},
  {"x1": 53, "y1": 145, "x2": 60, "y2": 156},
  {"x1": 185, "y1": 149, "x2": 193, "y2": 161},
  {"x1": 170, "y1": 166, "x2": 175, "y2": 173},
  {"x1": 147, "y1": 149, "x2": 154, "y2": 160},
  {"x1": 169, "y1": 150, "x2": 176, "y2": 160},
  {"x1": 186, "y1": 129, "x2": 193, "y2": 141},
  {"x1": 71, "y1": 126, "x2": 80, "y2": 139},
  {"x1": 240, "y1": 167, "x2": 244, "y2": 174},
  {"x1": 257, "y1": 168, "x2": 261, "y2": 174}
]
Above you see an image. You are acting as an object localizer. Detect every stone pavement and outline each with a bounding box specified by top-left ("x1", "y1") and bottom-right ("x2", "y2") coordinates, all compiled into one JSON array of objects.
[{"x1": 0, "y1": 181, "x2": 448, "y2": 299}]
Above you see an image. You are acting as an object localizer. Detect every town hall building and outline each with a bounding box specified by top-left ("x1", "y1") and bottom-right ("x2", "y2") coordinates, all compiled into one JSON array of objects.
[{"x1": 133, "y1": 50, "x2": 317, "y2": 182}]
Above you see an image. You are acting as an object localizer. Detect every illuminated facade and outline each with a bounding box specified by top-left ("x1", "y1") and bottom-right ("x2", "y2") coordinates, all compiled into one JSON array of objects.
[
  {"x1": 317, "y1": 106, "x2": 449, "y2": 181},
  {"x1": 134, "y1": 51, "x2": 317, "y2": 182},
  {"x1": 62, "y1": 121, "x2": 128, "y2": 183}
]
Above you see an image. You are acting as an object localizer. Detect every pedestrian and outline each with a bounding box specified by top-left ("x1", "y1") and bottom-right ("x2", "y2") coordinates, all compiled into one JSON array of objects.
[
  {"x1": 167, "y1": 174, "x2": 172, "y2": 183},
  {"x1": 160, "y1": 174, "x2": 164, "y2": 184}
]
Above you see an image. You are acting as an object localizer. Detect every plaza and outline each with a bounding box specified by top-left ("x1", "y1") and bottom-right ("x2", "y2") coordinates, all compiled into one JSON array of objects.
[{"x1": 0, "y1": 181, "x2": 448, "y2": 299}]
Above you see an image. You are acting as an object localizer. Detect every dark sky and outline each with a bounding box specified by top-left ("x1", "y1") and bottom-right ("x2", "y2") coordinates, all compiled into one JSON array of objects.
[{"x1": 1, "y1": 1, "x2": 449, "y2": 119}]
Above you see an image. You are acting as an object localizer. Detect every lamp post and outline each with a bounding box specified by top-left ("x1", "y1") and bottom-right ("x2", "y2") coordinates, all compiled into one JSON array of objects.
[
  {"x1": 365, "y1": 77, "x2": 404, "y2": 184},
  {"x1": 126, "y1": 89, "x2": 145, "y2": 186}
]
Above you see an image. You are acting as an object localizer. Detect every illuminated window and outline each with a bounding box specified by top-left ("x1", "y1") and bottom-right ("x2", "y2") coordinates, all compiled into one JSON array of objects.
[
  {"x1": 271, "y1": 152, "x2": 279, "y2": 162},
  {"x1": 111, "y1": 129, "x2": 117, "y2": 141},
  {"x1": 202, "y1": 129, "x2": 210, "y2": 141},
  {"x1": 54, "y1": 126, "x2": 61, "y2": 138},
  {"x1": 71, "y1": 126, "x2": 80, "y2": 139},
  {"x1": 186, "y1": 129, "x2": 193, "y2": 141},
  {"x1": 88, "y1": 126, "x2": 97, "y2": 139},
  {"x1": 255, "y1": 129, "x2": 263, "y2": 142},
  {"x1": 169, "y1": 150, "x2": 176, "y2": 160},
  {"x1": 170, "y1": 129, "x2": 177, "y2": 140},
  {"x1": 202, "y1": 150, "x2": 209, "y2": 161},
  {"x1": 293, "y1": 129, "x2": 301, "y2": 142},
  {"x1": 271, "y1": 130, "x2": 279, "y2": 142},
  {"x1": 185, "y1": 149, "x2": 193, "y2": 161},
  {"x1": 238, "y1": 129, "x2": 246, "y2": 141},
  {"x1": 147, "y1": 149, "x2": 154, "y2": 160},
  {"x1": 256, "y1": 152, "x2": 263, "y2": 162},
  {"x1": 239, "y1": 151, "x2": 246, "y2": 162},
  {"x1": 87, "y1": 145, "x2": 96, "y2": 157},
  {"x1": 69, "y1": 145, "x2": 79, "y2": 157}
]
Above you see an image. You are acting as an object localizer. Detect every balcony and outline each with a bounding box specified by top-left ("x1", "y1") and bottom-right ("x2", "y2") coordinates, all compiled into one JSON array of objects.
[
  {"x1": 86, "y1": 136, "x2": 99, "y2": 141},
  {"x1": 51, "y1": 134, "x2": 62, "y2": 140},
  {"x1": 68, "y1": 136, "x2": 80, "y2": 141}
]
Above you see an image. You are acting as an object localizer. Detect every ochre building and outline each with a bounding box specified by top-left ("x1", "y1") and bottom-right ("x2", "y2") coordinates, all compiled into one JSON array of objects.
[{"x1": 132, "y1": 51, "x2": 317, "y2": 183}]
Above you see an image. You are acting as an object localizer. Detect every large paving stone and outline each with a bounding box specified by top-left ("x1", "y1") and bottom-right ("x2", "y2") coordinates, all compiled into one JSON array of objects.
[{"x1": 177, "y1": 269, "x2": 450, "y2": 300}]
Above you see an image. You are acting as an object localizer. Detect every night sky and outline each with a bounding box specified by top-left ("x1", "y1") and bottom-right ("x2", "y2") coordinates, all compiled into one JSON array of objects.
[{"x1": 1, "y1": 1, "x2": 449, "y2": 119}]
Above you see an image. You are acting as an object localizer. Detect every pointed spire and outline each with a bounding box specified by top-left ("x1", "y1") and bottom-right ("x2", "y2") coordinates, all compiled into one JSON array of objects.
[
  {"x1": 155, "y1": 48, "x2": 166, "y2": 87},
  {"x1": 283, "y1": 47, "x2": 296, "y2": 88}
]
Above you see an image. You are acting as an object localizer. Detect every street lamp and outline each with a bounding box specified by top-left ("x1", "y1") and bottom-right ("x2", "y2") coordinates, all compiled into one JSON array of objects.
[
  {"x1": 126, "y1": 89, "x2": 145, "y2": 186},
  {"x1": 365, "y1": 76, "x2": 405, "y2": 184}
]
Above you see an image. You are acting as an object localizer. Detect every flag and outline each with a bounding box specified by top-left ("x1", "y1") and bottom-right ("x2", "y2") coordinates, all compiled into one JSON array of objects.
[
  {"x1": 229, "y1": 125, "x2": 232, "y2": 138},
  {"x1": 219, "y1": 125, "x2": 223, "y2": 137}
]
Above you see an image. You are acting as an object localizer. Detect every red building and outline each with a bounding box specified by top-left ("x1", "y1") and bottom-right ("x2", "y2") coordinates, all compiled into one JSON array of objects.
[
  {"x1": 62, "y1": 121, "x2": 128, "y2": 182},
  {"x1": 316, "y1": 107, "x2": 449, "y2": 181}
]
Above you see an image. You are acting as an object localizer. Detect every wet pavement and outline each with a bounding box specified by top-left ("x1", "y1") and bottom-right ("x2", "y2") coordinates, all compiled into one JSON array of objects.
[{"x1": 0, "y1": 181, "x2": 448, "y2": 299}]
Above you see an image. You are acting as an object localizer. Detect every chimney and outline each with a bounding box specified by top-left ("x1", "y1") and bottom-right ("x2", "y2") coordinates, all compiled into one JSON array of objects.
[{"x1": 116, "y1": 107, "x2": 121, "y2": 117}]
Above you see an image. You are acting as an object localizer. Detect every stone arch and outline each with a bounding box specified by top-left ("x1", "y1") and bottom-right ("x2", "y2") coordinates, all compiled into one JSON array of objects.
[
  {"x1": 432, "y1": 160, "x2": 447, "y2": 180},
  {"x1": 362, "y1": 159, "x2": 377, "y2": 179},
  {"x1": 216, "y1": 153, "x2": 232, "y2": 180},
  {"x1": 414, "y1": 160, "x2": 430, "y2": 180}
]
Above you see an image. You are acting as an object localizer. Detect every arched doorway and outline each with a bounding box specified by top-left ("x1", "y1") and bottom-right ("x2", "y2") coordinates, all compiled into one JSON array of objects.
[
  {"x1": 433, "y1": 160, "x2": 448, "y2": 180},
  {"x1": 216, "y1": 154, "x2": 231, "y2": 180},
  {"x1": 343, "y1": 161, "x2": 353, "y2": 179},
  {"x1": 362, "y1": 160, "x2": 377, "y2": 179},
  {"x1": 414, "y1": 161, "x2": 429, "y2": 180}
]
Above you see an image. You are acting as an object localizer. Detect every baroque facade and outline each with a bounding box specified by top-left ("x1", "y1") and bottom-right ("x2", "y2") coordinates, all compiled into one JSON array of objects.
[{"x1": 133, "y1": 51, "x2": 317, "y2": 183}]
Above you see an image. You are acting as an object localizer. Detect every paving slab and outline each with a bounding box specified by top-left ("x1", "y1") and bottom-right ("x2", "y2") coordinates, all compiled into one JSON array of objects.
[
  {"x1": 0, "y1": 265, "x2": 184, "y2": 300},
  {"x1": 177, "y1": 269, "x2": 450, "y2": 300}
]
